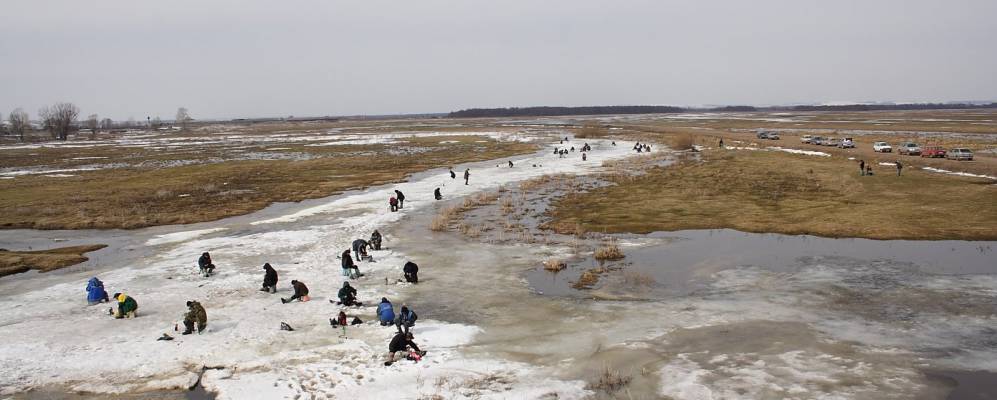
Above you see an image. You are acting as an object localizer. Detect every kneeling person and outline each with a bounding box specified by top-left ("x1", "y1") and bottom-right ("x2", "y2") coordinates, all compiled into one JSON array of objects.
[{"x1": 183, "y1": 300, "x2": 207, "y2": 335}]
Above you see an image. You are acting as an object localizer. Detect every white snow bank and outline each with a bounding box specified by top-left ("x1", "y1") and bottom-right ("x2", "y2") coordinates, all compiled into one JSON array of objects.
[
  {"x1": 922, "y1": 167, "x2": 997, "y2": 181},
  {"x1": 767, "y1": 147, "x2": 831, "y2": 157}
]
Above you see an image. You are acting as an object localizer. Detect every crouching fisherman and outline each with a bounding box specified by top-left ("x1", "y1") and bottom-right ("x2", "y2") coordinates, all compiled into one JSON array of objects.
[
  {"x1": 337, "y1": 282, "x2": 361, "y2": 306},
  {"x1": 377, "y1": 297, "x2": 395, "y2": 326},
  {"x1": 281, "y1": 280, "x2": 309, "y2": 303},
  {"x1": 182, "y1": 300, "x2": 207, "y2": 335},
  {"x1": 261, "y1": 263, "x2": 278, "y2": 293},
  {"x1": 403, "y1": 261, "x2": 419, "y2": 284},
  {"x1": 395, "y1": 305, "x2": 418, "y2": 334},
  {"x1": 385, "y1": 332, "x2": 425, "y2": 365},
  {"x1": 198, "y1": 252, "x2": 216, "y2": 277},
  {"x1": 86, "y1": 277, "x2": 109, "y2": 304},
  {"x1": 370, "y1": 230, "x2": 383, "y2": 250},
  {"x1": 110, "y1": 292, "x2": 138, "y2": 319}
]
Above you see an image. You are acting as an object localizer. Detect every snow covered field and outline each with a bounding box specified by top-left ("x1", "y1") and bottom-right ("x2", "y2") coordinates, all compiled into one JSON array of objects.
[{"x1": 0, "y1": 138, "x2": 634, "y2": 399}]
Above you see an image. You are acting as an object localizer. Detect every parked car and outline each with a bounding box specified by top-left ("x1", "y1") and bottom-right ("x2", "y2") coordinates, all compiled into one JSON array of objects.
[
  {"x1": 811, "y1": 136, "x2": 824, "y2": 145},
  {"x1": 921, "y1": 146, "x2": 946, "y2": 158},
  {"x1": 766, "y1": 132, "x2": 780, "y2": 140},
  {"x1": 756, "y1": 131, "x2": 770, "y2": 139},
  {"x1": 824, "y1": 137, "x2": 840, "y2": 147},
  {"x1": 838, "y1": 137, "x2": 855, "y2": 148},
  {"x1": 898, "y1": 142, "x2": 922, "y2": 156},
  {"x1": 873, "y1": 142, "x2": 892, "y2": 152},
  {"x1": 946, "y1": 148, "x2": 974, "y2": 161},
  {"x1": 801, "y1": 135, "x2": 814, "y2": 144}
]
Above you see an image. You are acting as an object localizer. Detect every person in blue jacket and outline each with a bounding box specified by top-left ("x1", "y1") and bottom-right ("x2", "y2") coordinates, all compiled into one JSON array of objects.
[
  {"x1": 86, "y1": 277, "x2": 109, "y2": 304},
  {"x1": 377, "y1": 297, "x2": 395, "y2": 326}
]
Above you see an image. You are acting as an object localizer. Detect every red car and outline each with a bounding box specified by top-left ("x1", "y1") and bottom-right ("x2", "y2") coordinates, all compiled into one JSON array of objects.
[{"x1": 921, "y1": 146, "x2": 947, "y2": 158}]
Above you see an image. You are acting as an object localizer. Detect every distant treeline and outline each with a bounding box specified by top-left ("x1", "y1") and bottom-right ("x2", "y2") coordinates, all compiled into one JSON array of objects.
[
  {"x1": 448, "y1": 105, "x2": 685, "y2": 118},
  {"x1": 448, "y1": 103, "x2": 997, "y2": 118}
]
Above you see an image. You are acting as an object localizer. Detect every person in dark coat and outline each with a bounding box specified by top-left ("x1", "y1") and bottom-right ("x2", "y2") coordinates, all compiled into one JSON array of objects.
[
  {"x1": 464, "y1": 168, "x2": 470, "y2": 185},
  {"x1": 394, "y1": 305, "x2": 418, "y2": 334},
  {"x1": 198, "y1": 252, "x2": 215, "y2": 277},
  {"x1": 859, "y1": 160, "x2": 866, "y2": 176},
  {"x1": 261, "y1": 263, "x2": 278, "y2": 293},
  {"x1": 370, "y1": 230, "x2": 382, "y2": 250},
  {"x1": 896, "y1": 160, "x2": 903, "y2": 176},
  {"x1": 352, "y1": 239, "x2": 369, "y2": 261},
  {"x1": 386, "y1": 332, "x2": 423, "y2": 364},
  {"x1": 449, "y1": 168, "x2": 456, "y2": 179},
  {"x1": 508, "y1": 160, "x2": 514, "y2": 168},
  {"x1": 403, "y1": 261, "x2": 419, "y2": 284},
  {"x1": 337, "y1": 282, "x2": 360, "y2": 306},
  {"x1": 434, "y1": 188, "x2": 442, "y2": 201},
  {"x1": 394, "y1": 190, "x2": 405, "y2": 208},
  {"x1": 282, "y1": 280, "x2": 309, "y2": 303},
  {"x1": 182, "y1": 300, "x2": 207, "y2": 335},
  {"x1": 342, "y1": 249, "x2": 361, "y2": 279}
]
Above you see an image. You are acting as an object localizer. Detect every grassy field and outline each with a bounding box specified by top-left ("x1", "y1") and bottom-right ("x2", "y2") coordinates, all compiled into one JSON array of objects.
[
  {"x1": 0, "y1": 133, "x2": 536, "y2": 229},
  {"x1": 0, "y1": 245, "x2": 107, "y2": 277},
  {"x1": 549, "y1": 145, "x2": 997, "y2": 240}
]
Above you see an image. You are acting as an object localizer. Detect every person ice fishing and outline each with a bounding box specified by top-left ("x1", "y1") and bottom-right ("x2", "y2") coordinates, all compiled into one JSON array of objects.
[
  {"x1": 111, "y1": 292, "x2": 138, "y2": 319},
  {"x1": 377, "y1": 297, "x2": 395, "y2": 326},
  {"x1": 449, "y1": 168, "x2": 456, "y2": 179},
  {"x1": 394, "y1": 190, "x2": 406, "y2": 208},
  {"x1": 859, "y1": 159, "x2": 866, "y2": 176},
  {"x1": 337, "y1": 281, "x2": 360, "y2": 306},
  {"x1": 508, "y1": 160, "x2": 514, "y2": 168},
  {"x1": 719, "y1": 138, "x2": 724, "y2": 149},
  {"x1": 198, "y1": 252, "x2": 215, "y2": 277},
  {"x1": 331, "y1": 311, "x2": 349, "y2": 327},
  {"x1": 385, "y1": 332, "x2": 424, "y2": 365},
  {"x1": 463, "y1": 168, "x2": 470, "y2": 185},
  {"x1": 389, "y1": 196, "x2": 398, "y2": 212},
  {"x1": 182, "y1": 300, "x2": 207, "y2": 335},
  {"x1": 281, "y1": 280, "x2": 309, "y2": 303},
  {"x1": 394, "y1": 305, "x2": 418, "y2": 334},
  {"x1": 370, "y1": 230, "x2": 383, "y2": 251},
  {"x1": 582, "y1": 153, "x2": 587, "y2": 161},
  {"x1": 352, "y1": 239, "x2": 369, "y2": 261},
  {"x1": 261, "y1": 263, "x2": 278, "y2": 293},
  {"x1": 434, "y1": 187, "x2": 442, "y2": 200},
  {"x1": 403, "y1": 261, "x2": 419, "y2": 284},
  {"x1": 342, "y1": 249, "x2": 361, "y2": 279},
  {"x1": 86, "y1": 277, "x2": 109, "y2": 305}
]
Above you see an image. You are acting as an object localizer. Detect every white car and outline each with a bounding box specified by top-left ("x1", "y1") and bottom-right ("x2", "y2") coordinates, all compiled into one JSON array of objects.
[
  {"x1": 801, "y1": 135, "x2": 814, "y2": 144},
  {"x1": 839, "y1": 138, "x2": 855, "y2": 148},
  {"x1": 824, "y1": 138, "x2": 840, "y2": 147},
  {"x1": 873, "y1": 142, "x2": 892, "y2": 152}
]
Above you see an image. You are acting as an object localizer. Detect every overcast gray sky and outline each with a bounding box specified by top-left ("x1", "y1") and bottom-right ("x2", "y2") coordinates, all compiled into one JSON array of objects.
[{"x1": 2, "y1": 0, "x2": 995, "y2": 120}]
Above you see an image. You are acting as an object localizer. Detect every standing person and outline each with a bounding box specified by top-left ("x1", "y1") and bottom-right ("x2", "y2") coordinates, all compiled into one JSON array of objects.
[
  {"x1": 463, "y1": 168, "x2": 470, "y2": 185},
  {"x1": 385, "y1": 332, "x2": 424, "y2": 365},
  {"x1": 182, "y1": 300, "x2": 207, "y2": 335},
  {"x1": 281, "y1": 280, "x2": 309, "y2": 303},
  {"x1": 261, "y1": 263, "x2": 278, "y2": 293},
  {"x1": 198, "y1": 252, "x2": 215, "y2": 277},
  {"x1": 719, "y1": 138, "x2": 724, "y2": 149},
  {"x1": 370, "y1": 230, "x2": 382, "y2": 250},
  {"x1": 434, "y1": 188, "x2": 442, "y2": 201},
  {"x1": 389, "y1": 196, "x2": 398, "y2": 212},
  {"x1": 403, "y1": 261, "x2": 419, "y2": 283},
  {"x1": 582, "y1": 153, "x2": 587, "y2": 161},
  {"x1": 395, "y1": 305, "x2": 418, "y2": 334},
  {"x1": 859, "y1": 160, "x2": 866, "y2": 176},
  {"x1": 394, "y1": 190, "x2": 405, "y2": 208},
  {"x1": 341, "y1": 249, "x2": 360, "y2": 279},
  {"x1": 377, "y1": 297, "x2": 395, "y2": 326},
  {"x1": 352, "y1": 239, "x2": 369, "y2": 261},
  {"x1": 86, "y1": 277, "x2": 109, "y2": 305},
  {"x1": 111, "y1": 293, "x2": 138, "y2": 319},
  {"x1": 449, "y1": 168, "x2": 456, "y2": 179},
  {"x1": 896, "y1": 160, "x2": 903, "y2": 176}
]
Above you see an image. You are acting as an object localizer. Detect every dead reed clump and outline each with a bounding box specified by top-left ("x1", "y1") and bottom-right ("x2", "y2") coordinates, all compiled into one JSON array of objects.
[
  {"x1": 593, "y1": 244, "x2": 624, "y2": 261},
  {"x1": 430, "y1": 205, "x2": 461, "y2": 231},
  {"x1": 572, "y1": 269, "x2": 600, "y2": 289},
  {"x1": 586, "y1": 366, "x2": 633, "y2": 393},
  {"x1": 543, "y1": 258, "x2": 567, "y2": 272},
  {"x1": 670, "y1": 133, "x2": 696, "y2": 151},
  {"x1": 623, "y1": 269, "x2": 656, "y2": 287}
]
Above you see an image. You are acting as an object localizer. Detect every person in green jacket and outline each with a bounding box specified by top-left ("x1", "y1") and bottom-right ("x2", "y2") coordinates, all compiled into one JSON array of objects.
[
  {"x1": 182, "y1": 300, "x2": 207, "y2": 335},
  {"x1": 111, "y1": 293, "x2": 138, "y2": 319}
]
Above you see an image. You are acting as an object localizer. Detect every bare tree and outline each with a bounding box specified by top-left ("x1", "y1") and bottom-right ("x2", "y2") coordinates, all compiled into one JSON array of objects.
[
  {"x1": 86, "y1": 114, "x2": 99, "y2": 139},
  {"x1": 100, "y1": 118, "x2": 113, "y2": 130},
  {"x1": 39, "y1": 102, "x2": 79, "y2": 140},
  {"x1": 175, "y1": 107, "x2": 191, "y2": 131},
  {"x1": 9, "y1": 108, "x2": 30, "y2": 141}
]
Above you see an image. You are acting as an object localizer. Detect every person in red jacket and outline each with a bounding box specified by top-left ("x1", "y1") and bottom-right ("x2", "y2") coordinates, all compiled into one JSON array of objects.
[{"x1": 389, "y1": 196, "x2": 398, "y2": 212}]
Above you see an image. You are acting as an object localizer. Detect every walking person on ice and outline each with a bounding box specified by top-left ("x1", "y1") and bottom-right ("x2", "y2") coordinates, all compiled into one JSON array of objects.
[{"x1": 464, "y1": 168, "x2": 470, "y2": 185}]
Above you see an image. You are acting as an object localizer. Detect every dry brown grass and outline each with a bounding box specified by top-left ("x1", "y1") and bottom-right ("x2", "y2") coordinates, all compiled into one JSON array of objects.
[
  {"x1": 669, "y1": 132, "x2": 696, "y2": 150},
  {"x1": 550, "y1": 146, "x2": 997, "y2": 240},
  {"x1": 0, "y1": 244, "x2": 107, "y2": 277},
  {"x1": 543, "y1": 258, "x2": 567, "y2": 272},
  {"x1": 623, "y1": 269, "x2": 656, "y2": 287},
  {"x1": 586, "y1": 366, "x2": 633, "y2": 393},
  {"x1": 572, "y1": 269, "x2": 602, "y2": 289},
  {"x1": 593, "y1": 244, "x2": 625, "y2": 261}
]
